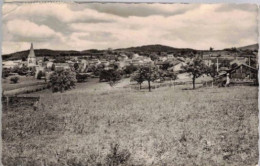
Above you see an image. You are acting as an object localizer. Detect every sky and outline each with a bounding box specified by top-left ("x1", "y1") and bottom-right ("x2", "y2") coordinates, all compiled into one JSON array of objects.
[{"x1": 2, "y1": 3, "x2": 259, "y2": 54}]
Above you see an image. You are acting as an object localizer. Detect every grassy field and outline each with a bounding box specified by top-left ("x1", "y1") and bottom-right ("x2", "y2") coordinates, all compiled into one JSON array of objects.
[
  {"x1": 2, "y1": 75, "x2": 46, "y2": 91},
  {"x1": 2, "y1": 84, "x2": 258, "y2": 166}
]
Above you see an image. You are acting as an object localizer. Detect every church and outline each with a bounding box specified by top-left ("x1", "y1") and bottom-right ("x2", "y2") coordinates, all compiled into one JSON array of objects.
[{"x1": 27, "y1": 43, "x2": 37, "y2": 67}]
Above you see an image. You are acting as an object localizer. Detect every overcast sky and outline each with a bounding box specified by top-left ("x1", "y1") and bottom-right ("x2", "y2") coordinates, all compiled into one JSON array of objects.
[{"x1": 2, "y1": 3, "x2": 259, "y2": 54}]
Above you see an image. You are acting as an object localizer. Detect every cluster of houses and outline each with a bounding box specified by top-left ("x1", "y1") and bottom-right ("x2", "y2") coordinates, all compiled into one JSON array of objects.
[{"x1": 2, "y1": 43, "x2": 258, "y2": 83}]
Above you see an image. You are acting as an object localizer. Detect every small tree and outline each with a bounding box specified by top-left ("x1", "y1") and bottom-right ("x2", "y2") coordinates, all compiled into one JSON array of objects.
[
  {"x1": 17, "y1": 66, "x2": 29, "y2": 76},
  {"x1": 124, "y1": 64, "x2": 138, "y2": 76},
  {"x1": 74, "y1": 63, "x2": 79, "y2": 71},
  {"x1": 131, "y1": 70, "x2": 145, "y2": 90},
  {"x1": 150, "y1": 53, "x2": 159, "y2": 61},
  {"x1": 10, "y1": 77, "x2": 19, "y2": 84},
  {"x1": 132, "y1": 65, "x2": 159, "y2": 92},
  {"x1": 49, "y1": 70, "x2": 76, "y2": 93},
  {"x1": 51, "y1": 64, "x2": 55, "y2": 71},
  {"x1": 108, "y1": 70, "x2": 122, "y2": 87},
  {"x1": 181, "y1": 57, "x2": 207, "y2": 89},
  {"x1": 99, "y1": 69, "x2": 122, "y2": 87},
  {"x1": 36, "y1": 71, "x2": 44, "y2": 80},
  {"x1": 207, "y1": 63, "x2": 218, "y2": 87}
]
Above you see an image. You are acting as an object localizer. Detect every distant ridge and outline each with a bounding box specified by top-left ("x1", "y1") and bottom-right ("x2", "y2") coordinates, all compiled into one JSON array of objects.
[
  {"x1": 2, "y1": 43, "x2": 258, "y2": 60},
  {"x1": 116, "y1": 44, "x2": 195, "y2": 52},
  {"x1": 238, "y1": 43, "x2": 258, "y2": 51}
]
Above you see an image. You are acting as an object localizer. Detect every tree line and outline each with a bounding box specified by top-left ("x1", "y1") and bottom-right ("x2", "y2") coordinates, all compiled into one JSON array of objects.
[{"x1": 48, "y1": 56, "x2": 218, "y2": 93}]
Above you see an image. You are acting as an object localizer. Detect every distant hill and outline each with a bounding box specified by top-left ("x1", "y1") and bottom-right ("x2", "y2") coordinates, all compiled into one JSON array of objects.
[
  {"x1": 2, "y1": 49, "x2": 85, "y2": 61},
  {"x1": 2, "y1": 43, "x2": 258, "y2": 60},
  {"x1": 116, "y1": 44, "x2": 195, "y2": 53},
  {"x1": 238, "y1": 44, "x2": 258, "y2": 51}
]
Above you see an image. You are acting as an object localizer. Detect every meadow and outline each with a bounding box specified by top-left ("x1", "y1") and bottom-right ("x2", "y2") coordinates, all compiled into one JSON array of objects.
[{"x1": 2, "y1": 84, "x2": 258, "y2": 166}]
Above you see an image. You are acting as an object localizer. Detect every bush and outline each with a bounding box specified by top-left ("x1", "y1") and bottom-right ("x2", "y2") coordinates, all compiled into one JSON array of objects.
[
  {"x1": 10, "y1": 77, "x2": 19, "y2": 84},
  {"x1": 76, "y1": 73, "x2": 88, "y2": 82},
  {"x1": 36, "y1": 71, "x2": 44, "y2": 80},
  {"x1": 105, "y1": 143, "x2": 131, "y2": 166},
  {"x1": 2, "y1": 68, "x2": 11, "y2": 78},
  {"x1": 99, "y1": 69, "x2": 122, "y2": 87},
  {"x1": 17, "y1": 66, "x2": 29, "y2": 76},
  {"x1": 49, "y1": 70, "x2": 76, "y2": 93}
]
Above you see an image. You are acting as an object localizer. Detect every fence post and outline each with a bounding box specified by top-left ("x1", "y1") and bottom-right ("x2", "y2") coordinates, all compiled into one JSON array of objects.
[{"x1": 6, "y1": 96, "x2": 9, "y2": 112}]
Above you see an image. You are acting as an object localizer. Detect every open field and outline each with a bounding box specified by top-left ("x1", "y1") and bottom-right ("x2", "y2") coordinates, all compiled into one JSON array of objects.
[
  {"x1": 2, "y1": 76, "x2": 47, "y2": 96},
  {"x1": 2, "y1": 85, "x2": 258, "y2": 166},
  {"x1": 2, "y1": 76, "x2": 46, "y2": 91}
]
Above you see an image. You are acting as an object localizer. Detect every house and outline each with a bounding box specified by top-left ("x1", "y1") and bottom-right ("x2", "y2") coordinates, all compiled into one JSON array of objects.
[
  {"x1": 167, "y1": 54, "x2": 175, "y2": 60},
  {"x1": 168, "y1": 61, "x2": 187, "y2": 73},
  {"x1": 230, "y1": 58, "x2": 247, "y2": 66},
  {"x1": 46, "y1": 62, "x2": 54, "y2": 69},
  {"x1": 89, "y1": 59, "x2": 101, "y2": 66},
  {"x1": 203, "y1": 58, "x2": 213, "y2": 66},
  {"x1": 229, "y1": 63, "x2": 257, "y2": 80},
  {"x1": 54, "y1": 63, "x2": 71, "y2": 71},
  {"x1": 114, "y1": 61, "x2": 126, "y2": 69},
  {"x1": 35, "y1": 66, "x2": 45, "y2": 78},
  {"x1": 118, "y1": 54, "x2": 128, "y2": 61},
  {"x1": 100, "y1": 60, "x2": 110, "y2": 67}
]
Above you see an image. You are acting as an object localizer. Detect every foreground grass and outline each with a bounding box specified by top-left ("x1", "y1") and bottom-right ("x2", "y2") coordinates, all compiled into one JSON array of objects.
[{"x1": 2, "y1": 85, "x2": 258, "y2": 166}]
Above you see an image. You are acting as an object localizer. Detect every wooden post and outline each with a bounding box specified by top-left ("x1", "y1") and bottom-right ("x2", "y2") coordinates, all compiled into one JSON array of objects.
[
  {"x1": 217, "y1": 57, "x2": 219, "y2": 73},
  {"x1": 6, "y1": 96, "x2": 9, "y2": 112}
]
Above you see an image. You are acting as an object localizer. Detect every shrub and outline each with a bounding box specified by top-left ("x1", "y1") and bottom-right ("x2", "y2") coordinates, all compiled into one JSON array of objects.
[
  {"x1": 2, "y1": 68, "x2": 11, "y2": 78},
  {"x1": 17, "y1": 66, "x2": 29, "y2": 76},
  {"x1": 49, "y1": 70, "x2": 76, "y2": 93},
  {"x1": 36, "y1": 71, "x2": 44, "y2": 80},
  {"x1": 99, "y1": 69, "x2": 122, "y2": 87},
  {"x1": 76, "y1": 73, "x2": 88, "y2": 82},
  {"x1": 10, "y1": 77, "x2": 19, "y2": 84},
  {"x1": 105, "y1": 143, "x2": 131, "y2": 166}
]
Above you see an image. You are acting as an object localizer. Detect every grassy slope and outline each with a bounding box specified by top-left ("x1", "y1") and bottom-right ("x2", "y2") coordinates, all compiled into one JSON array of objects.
[{"x1": 2, "y1": 85, "x2": 258, "y2": 166}]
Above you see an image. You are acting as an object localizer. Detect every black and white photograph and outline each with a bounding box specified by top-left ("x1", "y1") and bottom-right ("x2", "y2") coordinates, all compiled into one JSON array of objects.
[{"x1": 1, "y1": 2, "x2": 259, "y2": 166}]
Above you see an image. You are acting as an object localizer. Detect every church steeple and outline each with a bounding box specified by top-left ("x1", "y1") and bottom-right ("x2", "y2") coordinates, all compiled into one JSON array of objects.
[
  {"x1": 28, "y1": 43, "x2": 36, "y2": 58},
  {"x1": 27, "y1": 43, "x2": 37, "y2": 67}
]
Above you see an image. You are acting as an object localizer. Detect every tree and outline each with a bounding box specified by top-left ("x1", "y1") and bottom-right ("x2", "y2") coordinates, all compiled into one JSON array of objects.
[
  {"x1": 99, "y1": 69, "x2": 122, "y2": 86},
  {"x1": 51, "y1": 64, "x2": 55, "y2": 71},
  {"x1": 99, "y1": 69, "x2": 122, "y2": 87},
  {"x1": 76, "y1": 73, "x2": 88, "y2": 82},
  {"x1": 160, "y1": 62, "x2": 173, "y2": 71},
  {"x1": 209, "y1": 47, "x2": 214, "y2": 51},
  {"x1": 124, "y1": 64, "x2": 138, "y2": 76},
  {"x1": 17, "y1": 66, "x2": 29, "y2": 76},
  {"x1": 36, "y1": 71, "x2": 44, "y2": 80},
  {"x1": 150, "y1": 53, "x2": 159, "y2": 61},
  {"x1": 49, "y1": 70, "x2": 76, "y2": 93},
  {"x1": 158, "y1": 69, "x2": 177, "y2": 82},
  {"x1": 43, "y1": 57, "x2": 49, "y2": 62},
  {"x1": 131, "y1": 70, "x2": 145, "y2": 90},
  {"x1": 207, "y1": 63, "x2": 218, "y2": 87},
  {"x1": 10, "y1": 77, "x2": 19, "y2": 84},
  {"x1": 181, "y1": 57, "x2": 207, "y2": 89},
  {"x1": 131, "y1": 65, "x2": 159, "y2": 92},
  {"x1": 74, "y1": 63, "x2": 79, "y2": 71}
]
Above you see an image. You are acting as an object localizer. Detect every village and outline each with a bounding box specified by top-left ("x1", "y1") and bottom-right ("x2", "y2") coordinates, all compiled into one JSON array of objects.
[{"x1": 1, "y1": 43, "x2": 258, "y2": 96}]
